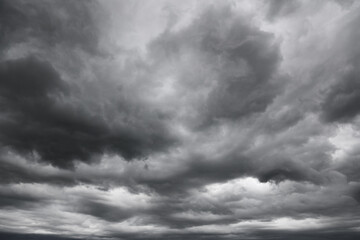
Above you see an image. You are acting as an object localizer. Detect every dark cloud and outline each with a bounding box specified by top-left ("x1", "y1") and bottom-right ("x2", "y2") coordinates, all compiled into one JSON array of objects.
[
  {"x1": 137, "y1": 152, "x2": 254, "y2": 195},
  {"x1": 321, "y1": 7, "x2": 360, "y2": 123},
  {"x1": 1, "y1": 0, "x2": 360, "y2": 239},
  {"x1": 77, "y1": 200, "x2": 132, "y2": 222},
  {"x1": 205, "y1": 33, "x2": 282, "y2": 123},
  {"x1": 0, "y1": 188, "x2": 45, "y2": 209},
  {"x1": 0, "y1": 155, "x2": 75, "y2": 185},
  {"x1": 139, "y1": 139, "x2": 325, "y2": 196},
  {"x1": 258, "y1": 166, "x2": 307, "y2": 183},
  {"x1": 256, "y1": 157, "x2": 324, "y2": 184},
  {"x1": 0, "y1": 0, "x2": 178, "y2": 169},
  {"x1": 321, "y1": 67, "x2": 360, "y2": 123},
  {"x1": 0, "y1": 56, "x2": 176, "y2": 168},
  {"x1": 0, "y1": 0, "x2": 101, "y2": 54},
  {"x1": 0, "y1": 232, "x2": 85, "y2": 240},
  {"x1": 248, "y1": 229, "x2": 360, "y2": 240},
  {"x1": 351, "y1": 184, "x2": 360, "y2": 203},
  {"x1": 2, "y1": 230, "x2": 360, "y2": 240},
  {"x1": 336, "y1": 145, "x2": 360, "y2": 182}
]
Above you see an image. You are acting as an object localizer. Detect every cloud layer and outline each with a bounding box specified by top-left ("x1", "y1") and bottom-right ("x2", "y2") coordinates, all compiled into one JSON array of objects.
[{"x1": 0, "y1": 0, "x2": 360, "y2": 239}]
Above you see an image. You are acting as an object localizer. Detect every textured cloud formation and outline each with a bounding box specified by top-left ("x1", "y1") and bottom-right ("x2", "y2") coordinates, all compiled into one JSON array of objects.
[
  {"x1": 0, "y1": 54, "x2": 176, "y2": 168},
  {"x1": 1, "y1": 0, "x2": 360, "y2": 240},
  {"x1": 0, "y1": 0, "x2": 177, "y2": 168},
  {"x1": 321, "y1": 10, "x2": 360, "y2": 123},
  {"x1": 148, "y1": 5, "x2": 282, "y2": 127}
]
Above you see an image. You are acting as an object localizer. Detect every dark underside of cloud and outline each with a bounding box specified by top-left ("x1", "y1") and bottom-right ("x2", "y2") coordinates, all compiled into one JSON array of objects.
[
  {"x1": 0, "y1": 0, "x2": 177, "y2": 168},
  {"x1": 321, "y1": 66, "x2": 360, "y2": 123},
  {"x1": 0, "y1": 56, "x2": 175, "y2": 168}
]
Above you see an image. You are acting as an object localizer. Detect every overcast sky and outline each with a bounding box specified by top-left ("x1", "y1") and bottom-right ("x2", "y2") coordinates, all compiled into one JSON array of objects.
[{"x1": 1, "y1": 0, "x2": 360, "y2": 239}]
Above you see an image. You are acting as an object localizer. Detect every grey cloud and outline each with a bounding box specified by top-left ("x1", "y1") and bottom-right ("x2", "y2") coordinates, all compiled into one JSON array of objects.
[
  {"x1": 248, "y1": 230, "x2": 360, "y2": 240},
  {"x1": 321, "y1": 7, "x2": 360, "y2": 123},
  {"x1": 266, "y1": 0, "x2": 354, "y2": 22},
  {"x1": 0, "y1": 2, "x2": 284, "y2": 182},
  {"x1": 349, "y1": 182, "x2": 360, "y2": 203},
  {"x1": 256, "y1": 157, "x2": 324, "y2": 184},
  {"x1": 149, "y1": 5, "x2": 283, "y2": 128},
  {"x1": 258, "y1": 165, "x2": 309, "y2": 183},
  {"x1": 0, "y1": 0, "x2": 101, "y2": 54},
  {"x1": 139, "y1": 153, "x2": 320, "y2": 197},
  {"x1": 321, "y1": 68, "x2": 360, "y2": 123},
  {"x1": 2, "y1": 230, "x2": 360, "y2": 240},
  {"x1": 1, "y1": 0, "x2": 360, "y2": 239},
  {"x1": 77, "y1": 200, "x2": 132, "y2": 222},
  {"x1": 0, "y1": 156, "x2": 75, "y2": 185},
  {"x1": 137, "y1": 152, "x2": 254, "y2": 195},
  {"x1": 336, "y1": 145, "x2": 360, "y2": 182},
  {"x1": 139, "y1": 116, "x2": 330, "y2": 195},
  {"x1": 0, "y1": 55, "x2": 176, "y2": 168},
  {"x1": 333, "y1": 0, "x2": 355, "y2": 8},
  {"x1": 0, "y1": 189, "x2": 45, "y2": 209},
  {"x1": 0, "y1": 232, "x2": 84, "y2": 240},
  {"x1": 0, "y1": 0, "x2": 177, "y2": 168},
  {"x1": 266, "y1": 0, "x2": 300, "y2": 21}
]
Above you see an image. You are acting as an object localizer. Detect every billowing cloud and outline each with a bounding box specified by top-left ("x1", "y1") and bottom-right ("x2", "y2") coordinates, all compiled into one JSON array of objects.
[
  {"x1": 321, "y1": 9, "x2": 360, "y2": 123},
  {"x1": 0, "y1": 55, "x2": 176, "y2": 168},
  {"x1": 322, "y1": 68, "x2": 360, "y2": 122},
  {"x1": 1, "y1": 0, "x2": 360, "y2": 240},
  {"x1": 0, "y1": 0, "x2": 177, "y2": 168},
  {"x1": 147, "y1": 5, "x2": 283, "y2": 128}
]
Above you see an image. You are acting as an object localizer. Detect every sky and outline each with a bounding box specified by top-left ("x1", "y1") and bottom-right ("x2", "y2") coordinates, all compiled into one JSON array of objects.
[{"x1": 0, "y1": 0, "x2": 360, "y2": 239}]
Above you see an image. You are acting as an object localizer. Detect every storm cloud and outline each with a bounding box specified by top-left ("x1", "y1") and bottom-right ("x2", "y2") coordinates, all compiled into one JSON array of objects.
[
  {"x1": 0, "y1": 55, "x2": 176, "y2": 168},
  {"x1": 0, "y1": 0, "x2": 360, "y2": 240}
]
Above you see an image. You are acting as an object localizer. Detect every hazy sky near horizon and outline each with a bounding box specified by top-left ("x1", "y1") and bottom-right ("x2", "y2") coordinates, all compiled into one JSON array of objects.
[{"x1": 1, "y1": 0, "x2": 360, "y2": 239}]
